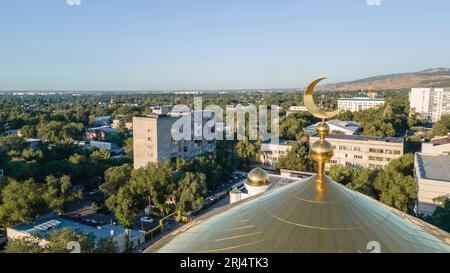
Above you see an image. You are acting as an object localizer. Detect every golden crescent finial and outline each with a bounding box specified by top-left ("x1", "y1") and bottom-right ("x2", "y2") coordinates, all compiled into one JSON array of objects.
[
  {"x1": 303, "y1": 77, "x2": 342, "y2": 120},
  {"x1": 303, "y1": 76, "x2": 342, "y2": 200}
]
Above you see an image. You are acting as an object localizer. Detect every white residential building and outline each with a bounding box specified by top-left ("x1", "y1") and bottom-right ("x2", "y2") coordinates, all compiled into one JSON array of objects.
[
  {"x1": 410, "y1": 87, "x2": 450, "y2": 122},
  {"x1": 337, "y1": 93, "x2": 385, "y2": 112}
]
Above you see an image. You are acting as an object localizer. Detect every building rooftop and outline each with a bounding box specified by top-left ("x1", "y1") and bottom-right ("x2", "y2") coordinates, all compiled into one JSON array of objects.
[
  {"x1": 431, "y1": 134, "x2": 450, "y2": 146},
  {"x1": 312, "y1": 133, "x2": 404, "y2": 144},
  {"x1": 337, "y1": 93, "x2": 385, "y2": 101},
  {"x1": 304, "y1": 119, "x2": 360, "y2": 135},
  {"x1": 87, "y1": 126, "x2": 117, "y2": 134},
  {"x1": 10, "y1": 217, "x2": 144, "y2": 242},
  {"x1": 416, "y1": 153, "x2": 450, "y2": 183},
  {"x1": 261, "y1": 139, "x2": 297, "y2": 147}
]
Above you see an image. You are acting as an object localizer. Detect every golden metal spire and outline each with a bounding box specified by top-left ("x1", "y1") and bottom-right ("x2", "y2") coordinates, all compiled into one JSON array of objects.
[{"x1": 303, "y1": 77, "x2": 342, "y2": 198}]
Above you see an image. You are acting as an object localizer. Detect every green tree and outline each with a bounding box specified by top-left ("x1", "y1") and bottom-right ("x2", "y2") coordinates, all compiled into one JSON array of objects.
[
  {"x1": 124, "y1": 137, "x2": 133, "y2": 156},
  {"x1": 43, "y1": 175, "x2": 78, "y2": 214},
  {"x1": 328, "y1": 164, "x2": 353, "y2": 185},
  {"x1": 0, "y1": 178, "x2": 47, "y2": 227},
  {"x1": 374, "y1": 154, "x2": 416, "y2": 213},
  {"x1": 2, "y1": 228, "x2": 110, "y2": 253},
  {"x1": 105, "y1": 185, "x2": 144, "y2": 227},
  {"x1": 44, "y1": 228, "x2": 96, "y2": 253},
  {"x1": 175, "y1": 158, "x2": 190, "y2": 172},
  {"x1": 279, "y1": 112, "x2": 314, "y2": 139},
  {"x1": 20, "y1": 125, "x2": 37, "y2": 138},
  {"x1": 176, "y1": 172, "x2": 207, "y2": 214},
  {"x1": 100, "y1": 164, "x2": 132, "y2": 196},
  {"x1": 429, "y1": 196, "x2": 450, "y2": 232},
  {"x1": 432, "y1": 115, "x2": 450, "y2": 137},
  {"x1": 347, "y1": 168, "x2": 379, "y2": 199},
  {"x1": 2, "y1": 236, "x2": 43, "y2": 253},
  {"x1": 276, "y1": 142, "x2": 316, "y2": 172},
  {"x1": 94, "y1": 237, "x2": 118, "y2": 253},
  {"x1": 235, "y1": 136, "x2": 259, "y2": 170}
]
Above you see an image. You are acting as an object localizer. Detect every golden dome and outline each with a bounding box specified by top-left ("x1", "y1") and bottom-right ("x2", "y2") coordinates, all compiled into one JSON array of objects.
[
  {"x1": 147, "y1": 175, "x2": 450, "y2": 253},
  {"x1": 246, "y1": 167, "x2": 270, "y2": 187}
]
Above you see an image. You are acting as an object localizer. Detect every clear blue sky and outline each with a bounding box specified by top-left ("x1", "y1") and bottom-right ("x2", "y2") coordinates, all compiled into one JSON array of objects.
[{"x1": 0, "y1": 0, "x2": 449, "y2": 91}]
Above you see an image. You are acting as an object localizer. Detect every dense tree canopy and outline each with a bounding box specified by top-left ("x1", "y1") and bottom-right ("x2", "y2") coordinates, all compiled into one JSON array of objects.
[
  {"x1": 432, "y1": 115, "x2": 450, "y2": 137},
  {"x1": 176, "y1": 172, "x2": 207, "y2": 214},
  {"x1": 279, "y1": 112, "x2": 315, "y2": 139},
  {"x1": 276, "y1": 142, "x2": 316, "y2": 172},
  {"x1": 426, "y1": 196, "x2": 450, "y2": 232},
  {"x1": 329, "y1": 154, "x2": 416, "y2": 213},
  {"x1": 0, "y1": 178, "x2": 47, "y2": 227}
]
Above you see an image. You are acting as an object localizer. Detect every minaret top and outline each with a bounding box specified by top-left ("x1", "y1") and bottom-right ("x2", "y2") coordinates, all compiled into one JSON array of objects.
[{"x1": 303, "y1": 77, "x2": 342, "y2": 196}]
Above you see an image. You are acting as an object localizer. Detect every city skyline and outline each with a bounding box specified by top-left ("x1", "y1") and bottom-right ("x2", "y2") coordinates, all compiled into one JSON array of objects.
[{"x1": 1, "y1": 0, "x2": 450, "y2": 91}]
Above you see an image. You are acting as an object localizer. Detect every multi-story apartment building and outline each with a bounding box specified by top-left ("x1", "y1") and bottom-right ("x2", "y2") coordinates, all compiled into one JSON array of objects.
[
  {"x1": 133, "y1": 111, "x2": 216, "y2": 169},
  {"x1": 410, "y1": 87, "x2": 450, "y2": 122},
  {"x1": 337, "y1": 93, "x2": 385, "y2": 112},
  {"x1": 310, "y1": 134, "x2": 404, "y2": 170}
]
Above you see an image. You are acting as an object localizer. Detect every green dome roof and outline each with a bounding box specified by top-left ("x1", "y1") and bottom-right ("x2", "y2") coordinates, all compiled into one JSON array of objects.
[{"x1": 147, "y1": 175, "x2": 450, "y2": 253}]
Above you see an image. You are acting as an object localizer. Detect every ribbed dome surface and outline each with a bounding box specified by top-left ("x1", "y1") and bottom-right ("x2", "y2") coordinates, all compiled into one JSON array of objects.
[{"x1": 148, "y1": 175, "x2": 450, "y2": 253}]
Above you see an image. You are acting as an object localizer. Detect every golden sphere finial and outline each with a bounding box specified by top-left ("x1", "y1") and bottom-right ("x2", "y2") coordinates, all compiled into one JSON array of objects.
[{"x1": 316, "y1": 122, "x2": 330, "y2": 138}]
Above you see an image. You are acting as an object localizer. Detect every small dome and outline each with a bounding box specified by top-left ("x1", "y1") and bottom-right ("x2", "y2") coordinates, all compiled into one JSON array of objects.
[{"x1": 246, "y1": 167, "x2": 269, "y2": 187}]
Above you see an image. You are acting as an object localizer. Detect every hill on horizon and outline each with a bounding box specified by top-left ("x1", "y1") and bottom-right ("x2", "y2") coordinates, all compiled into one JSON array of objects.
[{"x1": 320, "y1": 67, "x2": 450, "y2": 91}]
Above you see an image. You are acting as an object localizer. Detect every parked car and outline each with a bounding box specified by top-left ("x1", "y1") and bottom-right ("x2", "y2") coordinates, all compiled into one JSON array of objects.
[
  {"x1": 88, "y1": 189, "x2": 100, "y2": 195},
  {"x1": 140, "y1": 216, "x2": 154, "y2": 224}
]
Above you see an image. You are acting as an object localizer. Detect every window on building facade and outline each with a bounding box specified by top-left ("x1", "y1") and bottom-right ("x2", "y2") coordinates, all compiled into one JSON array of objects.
[{"x1": 368, "y1": 156, "x2": 384, "y2": 162}]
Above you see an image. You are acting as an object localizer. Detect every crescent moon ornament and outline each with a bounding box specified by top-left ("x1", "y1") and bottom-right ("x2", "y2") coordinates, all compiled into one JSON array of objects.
[{"x1": 304, "y1": 77, "x2": 342, "y2": 120}]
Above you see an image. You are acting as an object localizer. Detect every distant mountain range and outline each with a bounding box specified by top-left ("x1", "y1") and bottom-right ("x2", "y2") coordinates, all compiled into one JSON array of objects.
[{"x1": 320, "y1": 67, "x2": 450, "y2": 91}]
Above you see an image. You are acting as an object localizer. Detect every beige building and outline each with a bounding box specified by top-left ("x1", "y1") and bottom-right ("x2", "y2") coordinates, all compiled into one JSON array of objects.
[
  {"x1": 414, "y1": 153, "x2": 450, "y2": 215},
  {"x1": 257, "y1": 140, "x2": 296, "y2": 170},
  {"x1": 256, "y1": 134, "x2": 404, "y2": 171},
  {"x1": 311, "y1": 134, "x2": 404, "y2": 170},
  {"x1": 133, "y1": 112, "x2": 216, "y2": 169}
]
